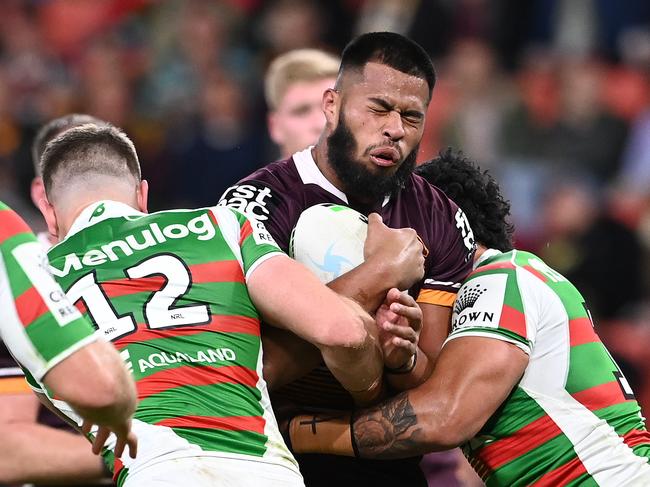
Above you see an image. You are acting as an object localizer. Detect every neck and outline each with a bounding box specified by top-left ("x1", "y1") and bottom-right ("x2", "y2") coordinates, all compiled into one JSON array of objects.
[
  {"x1": 57, "y1": 193, "x2": 137, "y2": 238},
  {"x1": 312, "y1": 142, "x2": 346, "y2": 194}
]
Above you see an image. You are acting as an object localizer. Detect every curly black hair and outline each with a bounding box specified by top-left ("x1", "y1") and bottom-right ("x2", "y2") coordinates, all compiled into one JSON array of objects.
[{"x1": 416, "y1": 148, "x2": 514, "y2": 252}]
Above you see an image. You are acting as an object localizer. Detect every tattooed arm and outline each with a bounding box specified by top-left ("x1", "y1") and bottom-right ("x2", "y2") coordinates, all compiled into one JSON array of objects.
[{"x1": 289, "y1": 336, "x2": 528, "y2": 458}]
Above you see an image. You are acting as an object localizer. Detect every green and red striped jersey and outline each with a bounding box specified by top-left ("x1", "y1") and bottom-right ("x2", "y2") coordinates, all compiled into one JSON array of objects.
[
  {"x1": 446, "y1": 249, "x2": 650, "y2": 486},
  {"x1": 44, "y1": 201, "x2": 298, "y2": 485},
  {"x1": 0, "y1": 201, "x2": 96, "y2": 382}
]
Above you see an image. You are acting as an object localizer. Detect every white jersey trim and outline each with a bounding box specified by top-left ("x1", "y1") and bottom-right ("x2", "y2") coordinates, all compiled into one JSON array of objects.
[
  {"x1": 292, "y1": 147, "x2": 392, "y2": 207},
  {"x1": 293, "y1": 147, "x2": 348, "y2": 202},
  {"x1": 444, "y1": 330, "x2": 531, "y2": 355}
]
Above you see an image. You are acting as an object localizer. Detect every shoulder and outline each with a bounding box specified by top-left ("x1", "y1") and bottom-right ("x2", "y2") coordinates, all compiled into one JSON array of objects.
[
  {"x1": 219, "y1": 157, "x2": 301, "y2": 220},
  {"x1": 236, "y1": 157, "x2": 300, "y2": 192},
  {"x1": 407, "y1": 173, "x2": 457, "y2": 214},
  {"x1": 0, "y1": 203, "x2": 34, "y2": 248}
]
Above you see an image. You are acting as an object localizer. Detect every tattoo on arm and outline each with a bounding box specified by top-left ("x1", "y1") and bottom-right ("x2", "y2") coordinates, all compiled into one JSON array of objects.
[{"x1": 352, "y1": 392, "x2": 424, "y2": 459}]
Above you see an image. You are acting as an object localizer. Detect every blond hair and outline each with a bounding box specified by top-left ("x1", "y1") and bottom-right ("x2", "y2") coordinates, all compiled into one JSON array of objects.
[{"x1": 265, "y1": 49, "x2": 340, "y2": 110}]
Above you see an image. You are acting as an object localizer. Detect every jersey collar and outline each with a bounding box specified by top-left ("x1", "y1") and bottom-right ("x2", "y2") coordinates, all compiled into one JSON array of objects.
[
  {"x1": 65, "y1": 200, "x2": 144, "y2": 239},
  {"x1": 474, "y1": 248, "x2": 502, "y2": 270},
  {"x1": 292, "y1": 147, "x2": 391, "y2": 207}
]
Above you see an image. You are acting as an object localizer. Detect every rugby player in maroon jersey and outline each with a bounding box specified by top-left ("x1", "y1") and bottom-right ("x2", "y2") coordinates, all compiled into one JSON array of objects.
[{"x1": 220, "y1": 32, "x2": 476, "y2": 486}]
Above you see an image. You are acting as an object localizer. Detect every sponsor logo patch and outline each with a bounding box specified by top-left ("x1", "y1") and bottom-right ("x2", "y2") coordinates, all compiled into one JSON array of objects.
[{"x1": 219, "y1": 182, "x2": 277, "y2": 221}]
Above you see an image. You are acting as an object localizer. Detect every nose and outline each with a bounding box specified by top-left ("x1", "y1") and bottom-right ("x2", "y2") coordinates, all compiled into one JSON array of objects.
[{"x1": 382, "y1": 111, "x2": 405, "y2": 141}]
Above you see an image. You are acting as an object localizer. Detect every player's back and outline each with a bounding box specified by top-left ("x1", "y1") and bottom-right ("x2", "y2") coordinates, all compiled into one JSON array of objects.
[
  {"x1": 47, "y1": 201, "x2": 299, "y2": 485},
  {"x1": 451, "y1": 250, "x2": 650, "y2": 486}
]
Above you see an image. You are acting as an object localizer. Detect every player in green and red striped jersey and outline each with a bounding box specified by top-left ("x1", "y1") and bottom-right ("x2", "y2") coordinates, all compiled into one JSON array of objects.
[
  {"x1": 0, "y1": 201, "x2": 137, "y2": 461},
  {"x1": 286, "y1": 149, "x2": 650, "y2": 486},
  {"x1": 37, "y1": 123, "x2": 392, "y2": 486}
]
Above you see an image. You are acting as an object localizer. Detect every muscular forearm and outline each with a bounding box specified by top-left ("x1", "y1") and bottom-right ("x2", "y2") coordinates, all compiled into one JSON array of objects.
[
  {"x1": 385, "y1": 347, "x2": 434, "y2": 391},
  {"x1": 328, "y1": 261, "x2": 393, "y2": 313},
  {"x1": 0, "y1": 423, "x2": 106, "y2": 484},
  {"x1": 289, "y1": 390, "x2": 448, "y2": 459},
  {"x1": 321, "y1": 298, "x2": 385, "y2": 405}
]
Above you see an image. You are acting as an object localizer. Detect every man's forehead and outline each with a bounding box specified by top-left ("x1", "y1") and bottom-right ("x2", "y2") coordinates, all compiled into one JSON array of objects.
[{"x1": 344, "y1": 62, "x2": 429, "y2": 105}]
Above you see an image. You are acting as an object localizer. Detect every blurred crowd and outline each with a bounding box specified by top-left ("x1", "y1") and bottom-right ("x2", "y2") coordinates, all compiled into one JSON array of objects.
[{"x1": 1, "y1": 0, "x2": 650, "y2": 415}]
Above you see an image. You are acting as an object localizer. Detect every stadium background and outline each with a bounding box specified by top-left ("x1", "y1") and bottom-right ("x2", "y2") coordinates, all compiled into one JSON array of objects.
[{"x1": 0, "y1": 0, "x2": 649, "y2": 451}]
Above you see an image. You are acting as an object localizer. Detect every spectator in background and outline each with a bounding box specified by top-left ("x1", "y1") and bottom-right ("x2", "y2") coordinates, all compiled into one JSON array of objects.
[
  {"x1": 538, "y1": 176, "x2": 644, "y2": 322},
  {"x1": 541, "y1": 60, "x2": 629, "y2": 183},
  {"x1": 165, "y1": 71, "x2": 266, "y2": 207},
  {"x1": 439, "y1": 39, "x2": 517, "y2": 167},
  {"x1": 265, "y1": 48, "x2": 339, "y2": 159}
]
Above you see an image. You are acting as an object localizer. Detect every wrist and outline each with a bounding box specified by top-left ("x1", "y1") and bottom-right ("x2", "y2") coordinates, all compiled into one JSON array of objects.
[{"x1": 385, "y1": 349, "x2": 417, "y2": 375}]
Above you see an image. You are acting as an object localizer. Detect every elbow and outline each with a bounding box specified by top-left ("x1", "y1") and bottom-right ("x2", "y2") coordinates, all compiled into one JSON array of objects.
[
  {"x1": 314, "y1": 315, "x2": 370, "y2": 350},
  {"x1": 419, "y1": 405, "x2": 473, "y2": 451}
]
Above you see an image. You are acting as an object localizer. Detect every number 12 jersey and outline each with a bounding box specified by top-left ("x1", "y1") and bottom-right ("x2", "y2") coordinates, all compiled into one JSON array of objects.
[{"x1": 44, "y1": 201, "x2": 300, "y2": 486}]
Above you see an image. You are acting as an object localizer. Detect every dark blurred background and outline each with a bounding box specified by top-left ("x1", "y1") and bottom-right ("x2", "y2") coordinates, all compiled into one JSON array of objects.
[{"x1": 1, "y1": 0, "x2": 650, "y2": 419}]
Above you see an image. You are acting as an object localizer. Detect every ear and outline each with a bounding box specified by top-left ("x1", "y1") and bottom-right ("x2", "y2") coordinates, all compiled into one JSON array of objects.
[
  {"x1": 322, "y1": 88, "x2": 340, "y2": 129},
  {"x1": 38, "y1": 196, "x2": 59, "y2": 240},
  {"x1": 137, "y1": 179, "x2": 149, "y2": 213},
  {"x1": 30, "y1": 177, "x2": 45, "y2": 210},
  {"x1": 267, "y1": 112, "x2": 284, "y2": 146}
]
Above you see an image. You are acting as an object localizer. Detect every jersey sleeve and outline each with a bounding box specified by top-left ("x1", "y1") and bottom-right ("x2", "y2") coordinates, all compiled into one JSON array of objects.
[
  {"x1": 417, "y1": 205, "x2": 476, "y2": 308},
  {"x1": 443, "y1": 268, "x2": 534, "y2": 355},
  {"x1": 218, "y1": 178, "x2": 295, "y2": 252},
  {"x1": 208, "y1": 206, "x2": 285, "y2": 281},
  {"x1": 0, "y1": 203, "x2": 98, "y2": 382}
]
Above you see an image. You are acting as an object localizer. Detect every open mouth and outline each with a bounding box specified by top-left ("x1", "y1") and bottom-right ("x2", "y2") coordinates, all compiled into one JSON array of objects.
[{"x1": 369, "y1": 147, "x2": 400, "y2": 167}]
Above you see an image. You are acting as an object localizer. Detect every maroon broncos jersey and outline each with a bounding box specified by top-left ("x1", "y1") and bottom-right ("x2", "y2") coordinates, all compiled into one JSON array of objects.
[
  {"x1": 219, "y1": 147, "x2": 475, "y2": 486},
  {"x1": 219, "y1": 148, "x2": 475, "y2": 409}
]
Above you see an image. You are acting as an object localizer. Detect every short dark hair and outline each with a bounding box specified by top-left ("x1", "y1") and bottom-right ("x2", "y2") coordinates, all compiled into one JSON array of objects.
[
  {"x1": 338, "y1": 32, "x2": 436, "y2": 97},
  {"x1": 416, "y1": 148, "x2": 514, "y2": 251},
  {"x1": 32, "y1": 114, "x2": 107, "y2": 176},
  {"x1": 41, "y1": 124, "x2": 141, "y2": 198}
]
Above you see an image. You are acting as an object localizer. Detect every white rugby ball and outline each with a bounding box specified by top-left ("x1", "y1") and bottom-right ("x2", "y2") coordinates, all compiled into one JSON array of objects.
[{"x1": 290, "y1": 203, "x2": 368, "y2": 283}]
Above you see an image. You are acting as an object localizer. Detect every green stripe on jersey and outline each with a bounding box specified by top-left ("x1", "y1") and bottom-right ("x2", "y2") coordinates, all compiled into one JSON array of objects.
[
  {"x1": 135, "y1": 383, "x2": 263, "y2": 424},
  {"x1": 172, "y1": 427, "x2": 267, "y2": 457},
  {"x1": 126, "y1": 331, "x2": 260, "y2": 379},
  {"x1": 23, "y1": 311, "x2": 95, "y2": 363},
  {"x1": 565, "y1": 342, "x2": 618, "y2": 394}
]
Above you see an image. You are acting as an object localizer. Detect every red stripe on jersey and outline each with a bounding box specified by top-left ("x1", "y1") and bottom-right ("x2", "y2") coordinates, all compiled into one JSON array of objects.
[
  {"x1": 499, "y1": 304, "x2": 527, "y2": 338},
  {"x1": 473, "y1": 262, "x2": 516, "y2": 275},
  {"x1": 623, "y1": 429, "x2": 650, "y2": 448},
  {"x1": 99, "y1": 261, "x2": 244, "y2": 299},
  {"x1": 477, "y1": 415, "x2": 562, "y2": 470},
  {"x1": 0, "y1": 210, "x2": 31, "y2": 244},
  {"x1": 115, "y1": 315, "x2": 260, "y2": 347},
  {"x1": 571, "y1": 380, "x2": 629, "y2": 411},
  {"x1": 15, "y1": 287, "x2": 48, "y2": 327},
  {"x1": 208, "y1": 209, "x2": 218, "y2": 226},
  {"x1": 523, "y1": 265, "x2": 548, "y2": 283},
  {"x1": 190, "y1": 260, "x2": 244, "y2": 284},
  {"x1": 75, "y1": 300, "x2": 88, "y2": 315},
  {"x1": 569, "y1": 317, "x2": 599, "y2": 347},
  {"x1": 239, "y1": 220, "x2": 253, "y2": 246},
  {"x1": 112, "y1": 458, "x2": 124, "y2": 482},
  {"x1": 137, "y1": 365, "x2": 259, "y2": 400},
  {"x1": 156, "y1": 414, "x2": 266, "y2": 434},
  {"x1": 531, "y1": 457, "x2": 587, "y2": 486},
  {"x1": 103, "y1": 276, "x2": 166, "y2": 298}
]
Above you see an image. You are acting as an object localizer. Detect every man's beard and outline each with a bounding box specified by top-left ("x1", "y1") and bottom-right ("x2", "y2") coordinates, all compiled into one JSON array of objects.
[{"x1": 326, "y1": 112, "x2": 418, "y2": 204}]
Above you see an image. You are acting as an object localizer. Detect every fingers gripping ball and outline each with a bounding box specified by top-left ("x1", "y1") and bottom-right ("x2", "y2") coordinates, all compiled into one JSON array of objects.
[{"x1": 290, "y1": 203, "x2": 367, "y2": 283}]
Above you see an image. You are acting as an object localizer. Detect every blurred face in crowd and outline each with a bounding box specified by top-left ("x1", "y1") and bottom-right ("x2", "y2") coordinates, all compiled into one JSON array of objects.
[
  {"x1": 323, "y1": 62, "x2": 429, "y2": 202},
  {"x1": 268, "y1": 77, "x2": 335, "y2": 157}
]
